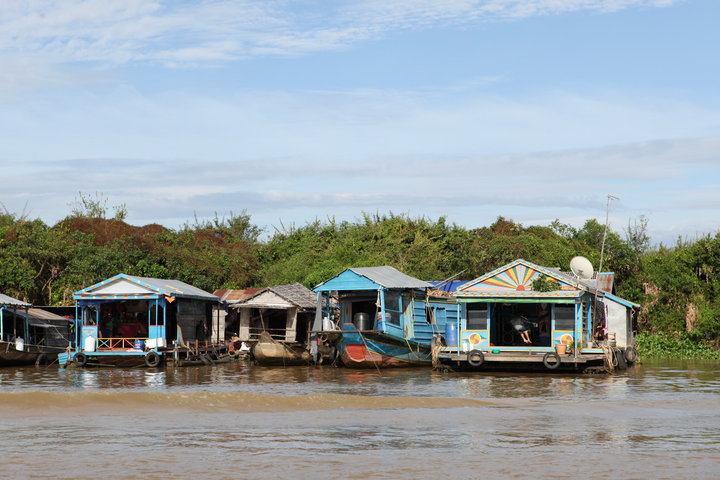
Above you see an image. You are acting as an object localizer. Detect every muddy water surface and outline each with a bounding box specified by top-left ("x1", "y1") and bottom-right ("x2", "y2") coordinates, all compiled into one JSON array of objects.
[{"x1": 0, "y1": 360, "x2": 718, "y2": 479}]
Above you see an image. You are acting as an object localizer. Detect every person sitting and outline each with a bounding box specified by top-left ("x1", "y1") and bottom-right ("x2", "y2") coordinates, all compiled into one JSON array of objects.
[
  {"x1": 228, "y1": 334, "x2": 242, "y2": 352},
  {"x1": 118, "y1": 323, "x2": 137, "y2": 338},
  {"x1": 136, "y1": 321, "x2": 147, "y2": 338},
  {"x1": 509, "y1": 315, "x2": 533, "y2": 344}
]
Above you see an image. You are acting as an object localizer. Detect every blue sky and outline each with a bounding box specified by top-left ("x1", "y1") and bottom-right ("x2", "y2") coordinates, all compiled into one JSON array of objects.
[{"x1": 0, "y1": 0, "x2": 718, "y2": 245}]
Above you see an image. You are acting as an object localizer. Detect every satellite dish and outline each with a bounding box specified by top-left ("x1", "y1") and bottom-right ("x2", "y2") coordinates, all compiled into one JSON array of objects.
[{"x1": 570, "y1": 256, "x2": 594, "y2": 280}]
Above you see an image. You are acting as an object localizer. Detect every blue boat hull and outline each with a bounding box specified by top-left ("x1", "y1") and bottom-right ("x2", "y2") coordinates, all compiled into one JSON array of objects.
[{"x1": 339, "y1": 331, "x2": 431, "y2": 368}]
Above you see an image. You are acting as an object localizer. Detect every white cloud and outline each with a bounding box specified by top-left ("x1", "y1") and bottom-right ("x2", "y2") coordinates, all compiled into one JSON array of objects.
[
  {"x1": 1, "y1": 131, "x2": 716, "y2": 246},
  {"x1": 0, "y1": 0, "x2": 682, "y2": 67}
]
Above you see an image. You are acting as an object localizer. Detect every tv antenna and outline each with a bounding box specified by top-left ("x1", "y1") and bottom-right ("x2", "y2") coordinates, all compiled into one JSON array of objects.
[{"x1": 598, "y1": 194, "x2": 619, "y2": 275}]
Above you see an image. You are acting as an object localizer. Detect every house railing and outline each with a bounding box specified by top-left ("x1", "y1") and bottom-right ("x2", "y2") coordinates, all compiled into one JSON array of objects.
[
  {"x1": 247, "y1": 327, "x2": 289, "y2": 341},
  {"x1": 97, "y1": 337, "x2": 147, "y2": 350}
]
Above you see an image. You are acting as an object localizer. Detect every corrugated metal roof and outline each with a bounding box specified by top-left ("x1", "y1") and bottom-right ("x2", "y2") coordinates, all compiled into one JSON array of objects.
[
  {"x1": 130, "y1": 276, "x2": 219, "y2": 301},
  {"x1": 76, "y1": 274, "x2": 219, "y2": 301},
  {"x1": 27, "y1": 308, "x2": 68, "y2": 321},
  {"x1": 10, "y1": 308, "x2": 68, "y2": 327},
  {"x1": 213, "y1": 288, "x2": 263, "y2": 303},
  {"x1": 349, "y1": 266, "x2": 431, "y2": 289},
  {"x1": 549, "y1": 269, "x2": 601, "y2": 293},
  {"x1": 0, "y1": 293, "x2": 30, "y2": 307},
  {"x1": 604, "y1": 292, "x2": 641, "y2": 309}
]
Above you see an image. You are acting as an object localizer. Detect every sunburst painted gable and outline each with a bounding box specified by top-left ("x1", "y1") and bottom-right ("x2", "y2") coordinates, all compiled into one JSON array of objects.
[
  {"x1": 477, "y1": 263, "x2": 538, "y2": 291},
  {"x1": 459, "y1": 259, "x2": 583, "y2": 293}
]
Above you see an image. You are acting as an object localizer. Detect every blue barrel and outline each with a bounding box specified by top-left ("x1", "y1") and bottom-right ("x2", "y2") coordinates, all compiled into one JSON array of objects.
[
  {"x1": 133, "y1": 340, "x2": 145, "y2": 351},
  {"x1": 444, "y1": 322, "x2": 458, "y2": 347}
]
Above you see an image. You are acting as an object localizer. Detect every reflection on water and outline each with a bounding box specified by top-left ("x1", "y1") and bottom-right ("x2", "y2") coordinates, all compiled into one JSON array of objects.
[{"x1": 0, "y1": 359, "x2": 718, "y2": 479}]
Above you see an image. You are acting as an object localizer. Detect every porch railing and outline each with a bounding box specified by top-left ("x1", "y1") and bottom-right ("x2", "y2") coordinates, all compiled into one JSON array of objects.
[
  {"x1": 247, "y1": 327, "x2": 289, "y2": 341},
  {"x1": 97, "y1": 337, "x2": 147, "y2": 350}
]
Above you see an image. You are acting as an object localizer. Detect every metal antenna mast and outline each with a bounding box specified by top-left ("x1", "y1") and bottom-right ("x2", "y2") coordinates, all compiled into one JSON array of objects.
[{"x1": 598, "y1": 194, "x2": 619, "y2": 275}]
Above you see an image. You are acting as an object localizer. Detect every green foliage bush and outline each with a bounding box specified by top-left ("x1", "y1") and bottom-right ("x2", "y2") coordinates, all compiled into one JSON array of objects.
[
  {"x1": 531, "y1": 274, "x2": 557, "y2": 292},
  {"x1": 636, "y1": 333, "x2": 720, "y2": 360},
  {"x1": 1, "y1": 199, "x2": 720, "y2": 359}
]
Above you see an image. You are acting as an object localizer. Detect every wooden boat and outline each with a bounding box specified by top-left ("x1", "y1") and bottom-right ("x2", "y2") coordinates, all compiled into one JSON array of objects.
[
  {"x1": 0, "y1": 341, "x2": 69, "y2": 366},
  {"x1": 0, "y1": 295, "x2": 69, "y2": 366},
  {"x1": 252, "y1": 332, "x2": 312, "y2": 366},
  {"x1": 337, "y1": 326, "x2": 430, "y2": 368}
]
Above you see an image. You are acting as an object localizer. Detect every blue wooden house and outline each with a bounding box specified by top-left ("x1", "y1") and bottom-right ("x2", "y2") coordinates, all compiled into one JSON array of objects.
[
  {"x1": 437, "y1": 259, "x2": 639, "y2": 371},
  {"x1": 312, "y1": 266, "x2": 459, "y2": 368},
  {"x1": 62, "y1": 274, "x2": 221, "y2": 367}
]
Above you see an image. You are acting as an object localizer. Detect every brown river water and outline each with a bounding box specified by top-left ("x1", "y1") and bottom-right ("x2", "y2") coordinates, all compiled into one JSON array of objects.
[{"x1": 0, "y1": 360, "x2": 718, "y2": 479}]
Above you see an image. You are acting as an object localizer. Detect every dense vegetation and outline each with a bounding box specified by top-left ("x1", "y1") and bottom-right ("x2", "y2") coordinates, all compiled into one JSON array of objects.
[{"x1": 1, "y1": 195, "x2": 719, "y2": 357}]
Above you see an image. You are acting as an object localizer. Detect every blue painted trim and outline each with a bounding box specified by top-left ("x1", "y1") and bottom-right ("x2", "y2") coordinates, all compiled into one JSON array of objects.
[
  {"x1": 73, "y1": 294, "x2": 162, "y2": 300},
  {"x1": 603, "y1": 292, "x2": 640, "y2": 309},
  {"x1": 78, "y1": 351, "x2": 149, "y2": 356},
  {"x1": 73, "y1": 273, "x2": 174, "y2": 298},
  {"x1": 313, "y1": 269, "x2": 383, "y2": 292}
]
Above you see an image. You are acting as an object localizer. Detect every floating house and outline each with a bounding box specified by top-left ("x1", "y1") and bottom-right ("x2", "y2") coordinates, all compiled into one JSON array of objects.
[
  {"x1": 62, "y1": 274, "x2": 223, "y2": 367},
  {"x1": 212, "y1": 288, "x2": 262, "y2": 342},
  {"x1": 312, "y1": 266, "x2": 459, "y2": 368},
  {"x1": 437, "y1": 259, "x2": 639, "y2": 372},
  {"x1": 229, "y1": 283, "x2": 316, "y2": 365},
  {"x1": 0, "y1": 294, "x2": 70, "y2": 366}
]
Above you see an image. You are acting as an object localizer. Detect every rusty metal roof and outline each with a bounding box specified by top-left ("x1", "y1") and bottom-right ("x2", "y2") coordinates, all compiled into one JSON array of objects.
[
  {"x1": 213, "y1": 288, "x2": 263, "y2": 303},
  {"x1": 27, "y1": 308, "x2": 68, "y2": 321}
]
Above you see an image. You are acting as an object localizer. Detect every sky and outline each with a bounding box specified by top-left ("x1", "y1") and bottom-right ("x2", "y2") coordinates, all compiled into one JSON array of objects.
[{"x1": 0, "y1": 0, "x2": 718, "y2": 245}]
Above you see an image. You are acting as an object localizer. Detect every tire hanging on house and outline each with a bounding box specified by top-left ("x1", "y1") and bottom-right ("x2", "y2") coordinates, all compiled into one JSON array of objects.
[
  {"x1": 467, "y1": 349, "x2": 484, "y2": 367},
  {"x1": 73, "y1": 353, "x2": 87, "y2": 367},
  {"x1": 542, "y1": 352, "x2": 561, "y2": 370},
  {"x1": 624, "y1": 345, "x2": 638, "y2": 364},
  {"x1": 145, "y1": 351, "x2": 161, "y2": 367}
]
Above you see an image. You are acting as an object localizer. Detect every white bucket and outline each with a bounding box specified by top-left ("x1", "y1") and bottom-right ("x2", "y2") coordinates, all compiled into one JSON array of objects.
[
  {"x1": 14, "y1": 338, "x2": 24, "y2": 351},
  {"x1": 146, "y1": 338, "x2": 166, "y2": 349},
  {"x1": 84, "y1": 336, "x2": 96, "y2": 352}
]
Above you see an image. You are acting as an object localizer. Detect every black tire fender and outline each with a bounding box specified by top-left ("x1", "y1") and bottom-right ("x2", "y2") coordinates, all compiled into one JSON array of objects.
[
  {"x1": 145, "y1": 351, "x2": 161, "y2": 367},
  {"x1": 73, "y1": 353, "x2": 87, "y2": 367},
  {"x1": 624, "y1": 345, "x2": 638, "y2": 364},
  {"x1": 543, "y1": 352, "x2": 561, "y2": 370},
  {"x1": 467, "y1": 349, "x2": 484, "y2": 367}
]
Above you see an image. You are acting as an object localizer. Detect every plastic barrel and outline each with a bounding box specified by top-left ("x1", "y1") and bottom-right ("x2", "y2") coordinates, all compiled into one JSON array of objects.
[
  {"x1": 84, "y1": 336, "x2": 96, "y2": 352},
  {"x1": 353, "y1": 312, "x2": 371, "y2": 331},
  {"x1": 444, "y1": 322, "x2": 458, "y2": 347}
]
